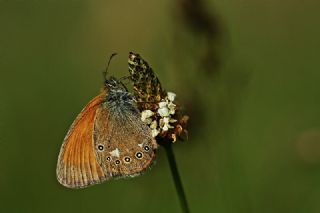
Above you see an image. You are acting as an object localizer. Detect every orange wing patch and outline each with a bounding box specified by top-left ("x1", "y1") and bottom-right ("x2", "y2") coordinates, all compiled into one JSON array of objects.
[{"x1": 56, "y1": 93, "x2": 108, "y2": 188}]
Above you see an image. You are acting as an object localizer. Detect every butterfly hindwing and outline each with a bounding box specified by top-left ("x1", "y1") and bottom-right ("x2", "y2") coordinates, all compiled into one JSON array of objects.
[
  {"x1": 56, "y1": 93, "x2": 108, "y2": 188},
  {"x1": 93, "y1": 101, "x2": 157, "y2": 178}
]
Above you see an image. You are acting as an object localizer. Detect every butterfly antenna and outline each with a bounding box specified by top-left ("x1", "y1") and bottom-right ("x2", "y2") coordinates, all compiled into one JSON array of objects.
[{"x1": 103, "y1": 53, "x2": 117, "y2": 80}]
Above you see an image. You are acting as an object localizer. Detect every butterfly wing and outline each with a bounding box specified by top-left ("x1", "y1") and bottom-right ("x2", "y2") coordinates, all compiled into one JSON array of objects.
[
  {"x1": 128, "y1": 52, "x2": 165, "y2": 106},
  {"x1": 56, "y1": 93, "x2": 108, "y2": 188},
  {"x1": 93, "y1": 105, "x2": 158, "y2": 178}
]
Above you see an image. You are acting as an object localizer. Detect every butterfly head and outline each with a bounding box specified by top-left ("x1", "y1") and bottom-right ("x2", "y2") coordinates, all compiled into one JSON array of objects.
[
  {"x1": 104, "y1": 76, "x2": 120, "y2": 90},
  {"x1": 103, "y1": 76, "x2": 136, "y2": 112}
]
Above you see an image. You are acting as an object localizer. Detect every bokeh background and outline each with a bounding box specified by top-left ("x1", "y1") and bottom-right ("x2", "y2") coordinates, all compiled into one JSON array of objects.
[{"x1": 1, "y1": 0, "x2": 320, "y2": 212}]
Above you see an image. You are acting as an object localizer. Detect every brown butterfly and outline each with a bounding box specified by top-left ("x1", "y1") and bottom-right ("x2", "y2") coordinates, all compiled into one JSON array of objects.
[{"x1": 56, "y1": 64, "x2": 157, "y2": 188}]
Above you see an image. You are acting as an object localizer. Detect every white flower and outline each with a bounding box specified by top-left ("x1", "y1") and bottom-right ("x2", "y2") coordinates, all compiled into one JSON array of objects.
[
  {"x1": 151, "y1": 129, "x2": 160, "y2": 137},
  {"x1": 164, "y1": 123, "x2": 174, "y2": 131},
  {"x1": 162, "y1": 124, "x2": 169, "y2": 131},
  {"x1": 158, "y1": 106, "x2": 170, "y2": 117},
  {"x1": 141, "y1": 110, "x2": 154, "y2": 122},
  {"x1": 160, "y1": 117, "x2": 174, "y2": 132},
  {"x1": 158, "y1": 101, "x2": 168, "y2": 108},
  {"x1": 140, "y1": 91, "x2": 179, "y2": 137},
  {"x1": 163, "y1": 117, "x2": 170, "y2": 124},
  {"x1": 150, "y1": 120, "x2": 158, "y2": 129},
  {"x1": 148, "y1": 120, "x2": 160, "y2": 138},
  {"x1": 167, "y1": 92, "x2": 176, "y2": 102},
  {"x1": 145, "y1": 118, "x2": 153, "y2": 124},
  {"x1": 168, "y1": 102, "x2": 176, "y2": 115}
]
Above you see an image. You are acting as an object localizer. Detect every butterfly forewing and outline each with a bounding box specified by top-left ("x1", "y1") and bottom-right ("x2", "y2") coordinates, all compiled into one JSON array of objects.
[{"x1": 56, "y1": 93, "x2": 108, "y2": 188}]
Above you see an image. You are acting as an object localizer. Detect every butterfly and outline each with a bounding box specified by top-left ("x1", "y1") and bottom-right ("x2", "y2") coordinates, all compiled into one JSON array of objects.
[
  {"x1": 128, "y1": 52, "x2": 166, "y2": 111},
  {"x1": 56, "y1": 67, "x2": 158, "y2": 188}
]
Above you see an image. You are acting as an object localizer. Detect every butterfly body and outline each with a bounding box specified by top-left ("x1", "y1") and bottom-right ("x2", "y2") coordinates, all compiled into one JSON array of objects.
[{"x1": 56, "y1": 77, "x2": 157, "y2": 188}]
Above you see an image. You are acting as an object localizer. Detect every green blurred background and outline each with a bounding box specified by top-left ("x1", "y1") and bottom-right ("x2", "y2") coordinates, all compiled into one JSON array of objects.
[{"x1": 1, "y1": 0, "x2": 320, "y2": 212}]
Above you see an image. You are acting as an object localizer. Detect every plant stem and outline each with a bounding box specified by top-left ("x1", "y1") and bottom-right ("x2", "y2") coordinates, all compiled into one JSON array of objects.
[{"x1": 163, "y1": 143, "x2": 190, "y2": 213}]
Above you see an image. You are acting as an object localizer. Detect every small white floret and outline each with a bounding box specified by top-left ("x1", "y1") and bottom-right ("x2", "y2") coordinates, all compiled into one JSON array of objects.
[
  {"x1": 158, "y1": 107, "x2": 170, "y2": 117},
  {"x1": 152, "y1": 129, "x2": 160, "y2": 137},
  {"x1": 145, "y1": 118, "x2": 153, "y2": 124},
  {"x1": 164, "y1": 123, "x2": 173, "y2": 131},
  {"x1": 168, "y1": 102, "x2": 176, "y2": 115},
  {"x1": 158, "y1": 101, "x2": 168, "y2": 108},
  {"x1": 150, "y1": 120, "x2": 158, "y2": 129},
  {"x1": 141, "y1": 110, "x2": 154, "y2": 122},
  {"x1": 162, "y1": 124, "x2": 169, "y2": 131},
  {"x1": 160, "y1": 117, "x2": 173, "y2": 132},
  {"x1": 167, "y1": 92, "x2": 176, "y2": 102},
  {"x1": 163, "y1": 117, "x2": 170, "y2": 124}
]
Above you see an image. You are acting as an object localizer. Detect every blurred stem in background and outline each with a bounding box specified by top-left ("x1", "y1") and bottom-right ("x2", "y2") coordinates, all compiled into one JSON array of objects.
[
  {"x1": 174, "y1": 0, "x2": 223, "y2": 76},
  {"x1": 171, "y1": 0, "x2": 224, "y2": 139}
]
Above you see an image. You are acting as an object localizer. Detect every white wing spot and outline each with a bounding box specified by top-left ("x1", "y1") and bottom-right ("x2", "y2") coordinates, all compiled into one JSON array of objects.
[{"x1": 109, "y1": 148, "x2": 120, "y2": 157}]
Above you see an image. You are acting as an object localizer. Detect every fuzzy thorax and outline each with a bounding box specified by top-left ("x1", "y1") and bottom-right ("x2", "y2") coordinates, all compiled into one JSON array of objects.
[{"x1": 105, "y1": 89, "x2": 137, "y2": 113}]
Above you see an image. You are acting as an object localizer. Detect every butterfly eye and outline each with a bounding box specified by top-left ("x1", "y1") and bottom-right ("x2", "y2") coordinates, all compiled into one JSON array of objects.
[
  {"x1": 124, "y1": 157, "x2": 131, "y2": 163},
  {"x1": 115, "y1": 160, "x2": 121, "y2": 165},
  {"x1": 136, "y1": 152, "x2": 143, "y2": 159},
  {"x1": 144, "y1": 146, "x2": 150, "y2": 152},
  {"x1": 97, "y1": 144, "x2": 104, "y2": 151},
  {"x1": 106, "y1": 156, "x2": 112, "y2": 161}
]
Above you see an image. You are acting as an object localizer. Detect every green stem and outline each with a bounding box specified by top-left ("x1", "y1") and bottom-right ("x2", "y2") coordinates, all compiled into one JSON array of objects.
[{"x1": 163, "y1": 143, "x2": 190, "y2": 213}]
